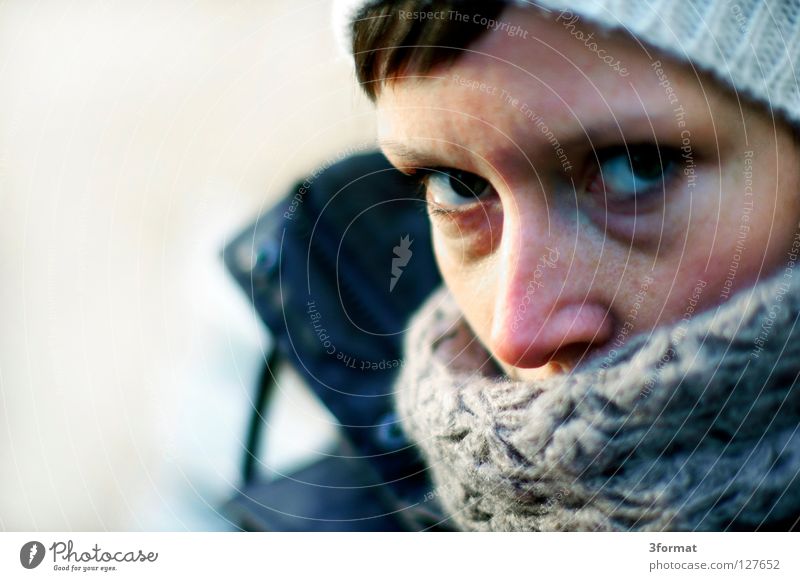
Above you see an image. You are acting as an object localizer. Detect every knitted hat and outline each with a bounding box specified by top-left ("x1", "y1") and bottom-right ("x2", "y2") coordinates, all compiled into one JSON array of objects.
[{"x1": 333, "y1": 0, "x2": 800, "y2": 127}]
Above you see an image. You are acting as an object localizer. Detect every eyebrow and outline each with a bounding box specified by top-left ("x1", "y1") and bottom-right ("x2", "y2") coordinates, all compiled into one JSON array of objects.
[
  {"x1": 576, "y1": 113, "x2": 680, "y2": 146},
  {"x1": 379, "y1": 112, "x2": 686, "y2": 175},
  {"x1": 378, "y1": 140, "x2": 445, "y2": 170}
]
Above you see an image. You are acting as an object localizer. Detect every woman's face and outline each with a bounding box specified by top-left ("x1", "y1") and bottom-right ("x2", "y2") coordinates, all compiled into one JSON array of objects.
[{"x1": 377, "y1": 6, "x2": 800, "y2": 379}]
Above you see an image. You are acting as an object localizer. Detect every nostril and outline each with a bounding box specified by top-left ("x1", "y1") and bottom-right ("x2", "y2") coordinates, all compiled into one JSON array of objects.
[{"x1": 554, "y1": 342, "x2": 609, "y2": 370}]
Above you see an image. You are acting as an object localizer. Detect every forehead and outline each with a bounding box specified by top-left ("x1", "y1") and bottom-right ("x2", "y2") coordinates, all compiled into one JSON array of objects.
[{"x1": 376, "y1": 6, "x2": 714, "y2": 154}]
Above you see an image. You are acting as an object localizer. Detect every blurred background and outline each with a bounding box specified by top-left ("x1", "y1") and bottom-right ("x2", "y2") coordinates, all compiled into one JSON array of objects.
[{"x1": 0, "y1": 0, "x2": 376, "y2": 530}]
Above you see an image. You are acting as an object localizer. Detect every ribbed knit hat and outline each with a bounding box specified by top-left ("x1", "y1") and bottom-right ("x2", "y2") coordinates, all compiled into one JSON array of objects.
[{"x1": 333, "y1": 0, "x2": 800, "y2": 127}]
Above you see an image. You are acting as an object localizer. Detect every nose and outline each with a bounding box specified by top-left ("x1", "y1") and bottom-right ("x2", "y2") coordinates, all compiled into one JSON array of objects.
[{"x1": 488, "y1": 208, "x2": 614, "y2": 369}]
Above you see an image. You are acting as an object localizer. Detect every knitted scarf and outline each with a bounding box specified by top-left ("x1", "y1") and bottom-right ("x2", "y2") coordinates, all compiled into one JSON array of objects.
[{"x1": 395, "y1": 269, "x2": 800, "y2": 531}]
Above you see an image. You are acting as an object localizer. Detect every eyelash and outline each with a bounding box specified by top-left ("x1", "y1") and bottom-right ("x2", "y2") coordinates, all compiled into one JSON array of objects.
[
  {"x1": 408, "y1": 169, "x2": 462, "y2": 217},
  {"x1": 584, "y1": 143, "x2": 683, "y2": 200},
  {"x1": 407, "y1": 142, "x2": 684, "y2": 216}
]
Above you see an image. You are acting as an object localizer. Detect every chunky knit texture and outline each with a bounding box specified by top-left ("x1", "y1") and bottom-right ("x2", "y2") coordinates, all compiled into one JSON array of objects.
[
  {"x1": 333, "y1": 0, "x2": 800, "y2": 127},
  {"x1": 394, "y1": 270, "x2": 800, "y2": 531}
]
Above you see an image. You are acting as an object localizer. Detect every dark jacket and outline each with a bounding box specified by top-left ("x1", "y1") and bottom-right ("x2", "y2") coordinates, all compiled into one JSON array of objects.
[{"x1": 220, "y1": 151, "x2": 451, "y2": 531}]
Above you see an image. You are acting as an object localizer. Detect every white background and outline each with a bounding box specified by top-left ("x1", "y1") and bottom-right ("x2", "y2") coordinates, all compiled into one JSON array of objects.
[
  {"x1": 0, "y1": 0, "x2": 374, "y2": 531},
  {"x1": 1, "y1": 533, "x2": 798, "y2": 580}
]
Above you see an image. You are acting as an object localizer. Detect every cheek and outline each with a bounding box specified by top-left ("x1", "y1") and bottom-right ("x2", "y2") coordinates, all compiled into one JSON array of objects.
[
  {"x1": 649, "y1": 151, "x2": 800, "y2": 322},
  {"x1": 428, "y1": 203, "x2": 504, "y2": 260},
  {"x1": 428, "y1": 203, "x2": 506, "y2": 338},
  {"x1": 432, "y1": 231, "x2": 498, "y2": 344},
  {"x1": 727, "y1": 152, "x2": 800, "y2": 280}
]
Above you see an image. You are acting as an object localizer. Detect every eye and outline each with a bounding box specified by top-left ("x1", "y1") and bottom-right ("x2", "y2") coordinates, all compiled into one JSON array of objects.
[
  {"x1": 421, "y1": 168, "x2": 495, "y2": 208},
  {"x1": 586, "y1": 144, "x2": 680, "y2": 205}
]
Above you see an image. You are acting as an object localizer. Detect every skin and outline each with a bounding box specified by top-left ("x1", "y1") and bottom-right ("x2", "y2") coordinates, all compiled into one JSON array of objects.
[{"x1": 377, "y1": 6, "x2": 800, "y2": 380}]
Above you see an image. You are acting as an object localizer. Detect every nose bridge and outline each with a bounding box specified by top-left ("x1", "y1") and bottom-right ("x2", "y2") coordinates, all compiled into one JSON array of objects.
[
  {"x1": 491, "y1": 205, "x2": 568, "y2": 342},
  {"x1": 489, "y1": 200, "x2": 612, "y2": 368}
]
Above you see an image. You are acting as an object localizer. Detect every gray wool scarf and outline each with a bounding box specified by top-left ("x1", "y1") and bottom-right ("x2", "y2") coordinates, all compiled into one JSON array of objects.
[{"x1": 395, "y1": 269, "x2": 800, "y2": 531}]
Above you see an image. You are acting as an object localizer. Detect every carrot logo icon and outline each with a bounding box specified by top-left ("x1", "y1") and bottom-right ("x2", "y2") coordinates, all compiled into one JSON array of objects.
[
  {"x1": 390, "y1": 235, "x2": 413, "y2": 292},
  {"x1": 20, "y1": 541, "x2": 45, "y2": 569}
]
